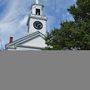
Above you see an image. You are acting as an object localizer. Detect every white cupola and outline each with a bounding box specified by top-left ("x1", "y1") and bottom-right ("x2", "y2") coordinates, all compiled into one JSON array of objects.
[{"x1": 31, "y1": 0, "x2": 44, "y2": 16}]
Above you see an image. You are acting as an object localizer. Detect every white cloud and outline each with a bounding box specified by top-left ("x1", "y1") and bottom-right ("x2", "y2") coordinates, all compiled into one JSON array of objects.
[
  {"x1": 19, "y1": 16, "x2": 28, "y2": 26},
  {"x1": 0, "y1": 0, "x2": 32, "y2": 47},
  {"x1": 62, "y1": 12, "x2": 74, "y2": 21}
]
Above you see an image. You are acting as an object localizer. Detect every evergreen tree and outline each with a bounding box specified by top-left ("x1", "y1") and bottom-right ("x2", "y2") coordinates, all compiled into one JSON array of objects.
[{"x1": 45, "y1": 0, "x2": 90, "y2": 50}]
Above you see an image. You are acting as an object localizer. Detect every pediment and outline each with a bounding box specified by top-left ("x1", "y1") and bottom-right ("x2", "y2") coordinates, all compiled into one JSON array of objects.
[{"x1": 18, "y1": 36, "x2": 47, "y2": 48}]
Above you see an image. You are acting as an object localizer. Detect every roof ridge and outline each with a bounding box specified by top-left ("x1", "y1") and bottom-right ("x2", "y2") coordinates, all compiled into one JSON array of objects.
[
  {"x1": 5, "y1": 31, "x2": 45, "y2": 49},
  {"x1": 6, "y1": 31, "x2": 40, "y2": 46},
  {"x1": 13, "y1": 31, "x2": 40, "y2": 44}
]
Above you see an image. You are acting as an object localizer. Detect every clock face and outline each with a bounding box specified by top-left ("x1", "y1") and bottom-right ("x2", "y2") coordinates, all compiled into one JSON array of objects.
[{"x1": 33, "y1": 21, "x2": 43, "y2": 30}]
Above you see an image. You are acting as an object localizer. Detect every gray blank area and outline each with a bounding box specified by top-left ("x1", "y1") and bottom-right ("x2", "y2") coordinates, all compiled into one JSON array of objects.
[{"x1": 0, "y1": 51, "x2": 90, "y2": 90}]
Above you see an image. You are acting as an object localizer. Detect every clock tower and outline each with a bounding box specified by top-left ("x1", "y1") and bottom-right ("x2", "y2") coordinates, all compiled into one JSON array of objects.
[
  {"x1": 27, "y1": 0, "x2": 47, "y2": 35},
  {"x1": 5, "y1": 0, "x2": 48, "y2": 50}
]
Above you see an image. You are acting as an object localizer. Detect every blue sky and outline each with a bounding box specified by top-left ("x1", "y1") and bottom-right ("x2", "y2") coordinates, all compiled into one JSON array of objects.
[{"x1": 0, "y1": 0, "x2": 76, "y2": 49}]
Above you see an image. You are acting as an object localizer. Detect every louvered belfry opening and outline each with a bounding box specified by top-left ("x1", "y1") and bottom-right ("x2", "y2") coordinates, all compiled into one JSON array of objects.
[{"x1": 36, "y1": 8, "x2": 40, "y2": 15}]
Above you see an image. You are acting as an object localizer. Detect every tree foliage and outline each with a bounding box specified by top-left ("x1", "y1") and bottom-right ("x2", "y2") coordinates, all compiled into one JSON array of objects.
[{"x1": 45, "y1": 0, "x2": 90, "y2": 50}]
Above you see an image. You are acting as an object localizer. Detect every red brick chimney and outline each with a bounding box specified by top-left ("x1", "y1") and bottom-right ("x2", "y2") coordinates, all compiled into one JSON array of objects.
[{"x1": 9, "y1": 37, "x2": 13, "y2": 43}]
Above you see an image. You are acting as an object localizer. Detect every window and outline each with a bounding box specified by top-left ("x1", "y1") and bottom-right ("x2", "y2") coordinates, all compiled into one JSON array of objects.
[{"x1": 36, "y1": 9, "x2": 40, "y2": 15}]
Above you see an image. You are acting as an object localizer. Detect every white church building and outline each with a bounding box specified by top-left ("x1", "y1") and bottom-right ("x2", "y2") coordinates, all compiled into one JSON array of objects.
[{"x1": 5, "y1": 0, "x2": 47, "y2": 50}]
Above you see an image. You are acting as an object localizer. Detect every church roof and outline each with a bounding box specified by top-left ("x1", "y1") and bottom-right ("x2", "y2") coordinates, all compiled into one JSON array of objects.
[{"x1": 5, "y1": 31, "x2": 46, "y2": 50}]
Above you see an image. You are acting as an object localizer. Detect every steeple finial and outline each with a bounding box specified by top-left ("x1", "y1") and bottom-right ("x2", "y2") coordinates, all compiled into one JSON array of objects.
[{"x1": 36, "y1": 0, "x2": 39, "y2": 4}]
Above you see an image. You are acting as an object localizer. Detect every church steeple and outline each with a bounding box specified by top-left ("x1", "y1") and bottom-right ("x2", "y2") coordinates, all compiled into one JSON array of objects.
[{"x1": 27, "y1": 0, "x2": 47, "y2": 34}]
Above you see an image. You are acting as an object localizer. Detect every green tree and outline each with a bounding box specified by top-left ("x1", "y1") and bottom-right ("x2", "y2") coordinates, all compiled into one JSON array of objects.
[{"x1": 45, "y1": 0, "x2": 90, "y2": 50}]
